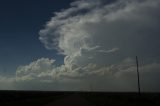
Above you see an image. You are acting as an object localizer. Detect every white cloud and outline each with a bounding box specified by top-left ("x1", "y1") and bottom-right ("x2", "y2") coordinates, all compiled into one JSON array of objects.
[
  {"x1": 39, "y1": 0, "x2": 160, "y2": 67},
  {"x1": 11, "y1": 0, "x2": 160, "y2": 91},
  {"x1": 16, "y1": 58, "x2": 56, "y2": 82}
]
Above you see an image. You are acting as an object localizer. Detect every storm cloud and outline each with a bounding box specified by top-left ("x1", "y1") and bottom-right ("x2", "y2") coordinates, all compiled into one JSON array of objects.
[{"x1": 12, "y1": 0, "x2": 160, "y2": 91}]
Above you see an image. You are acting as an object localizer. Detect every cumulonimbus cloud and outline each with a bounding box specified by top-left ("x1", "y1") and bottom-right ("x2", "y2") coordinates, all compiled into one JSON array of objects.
[
  {"x1": 39, "y1": 0, "x2": 160, "y2": 65},
  {"x1": 14, "y1": 0, "x2": 160, "y2": 91}
]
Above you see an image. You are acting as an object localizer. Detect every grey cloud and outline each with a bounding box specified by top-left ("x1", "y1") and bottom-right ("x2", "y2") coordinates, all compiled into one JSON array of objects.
[
  {"x1": 13, "y1": 57, "x2": 160, "y2": 91},
  {"x1": 99, "y1": 47, "x2": 119, "y2": 53},
  {"x1": 0, "y1": 76, "x2": 16, "y2": 90}
]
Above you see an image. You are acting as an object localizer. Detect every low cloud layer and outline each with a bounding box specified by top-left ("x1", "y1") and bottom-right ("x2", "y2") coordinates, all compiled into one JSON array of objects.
[
  {"x1": 1, "y1": 0, "x2": 160, "y2": 91},
  {"x1": 14, "y1": 57, "x2": 160, "y2": 91}
]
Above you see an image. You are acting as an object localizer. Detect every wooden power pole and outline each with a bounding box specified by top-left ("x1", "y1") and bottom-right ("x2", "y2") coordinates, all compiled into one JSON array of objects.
[{"x1": 136, "y1": 56, "x2": 141, "y2": 95}]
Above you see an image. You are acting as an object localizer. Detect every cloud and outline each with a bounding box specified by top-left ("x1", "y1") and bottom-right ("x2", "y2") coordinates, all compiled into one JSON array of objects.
[
  {"x1": 99, "y1": 47, "x2": 119, "y2": 53},
  {"x1": 16, "y1": 58, "x2": 56, "y2": 82},
  {"x1": 39, "y1": 0, "x2": 160, "y2": 66},
  {"x1": 12, "y1": 0, "x2": 160, "y2": 91},
  {"x1": 14, "y1": 57, "x2": 160, "y2": 91},
  {"x1": 0, "y1": 76, "x2": 16, "y2": 90},
  {"x1": 0, "y1": 76, "x2": 15, "y2": 83}
]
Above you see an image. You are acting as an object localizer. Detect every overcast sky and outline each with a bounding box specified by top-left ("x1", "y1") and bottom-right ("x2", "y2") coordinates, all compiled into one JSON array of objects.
[{"x1": 0, "y1": 0, "x2": 160, "y2": 92}]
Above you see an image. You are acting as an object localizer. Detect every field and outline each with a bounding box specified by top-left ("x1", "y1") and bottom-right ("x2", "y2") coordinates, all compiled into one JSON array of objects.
[{"x1": 0, "y1": 90, "x2": 160, "y2": 106}]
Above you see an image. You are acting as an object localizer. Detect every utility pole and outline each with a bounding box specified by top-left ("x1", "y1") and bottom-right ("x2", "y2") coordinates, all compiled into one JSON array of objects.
[{"x1": 136, "y1": 56, "x2": 141, "y2": 95}]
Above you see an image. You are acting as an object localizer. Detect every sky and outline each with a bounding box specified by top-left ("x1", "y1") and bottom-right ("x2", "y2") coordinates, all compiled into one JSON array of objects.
[
  {"x1": 0, "y1": 0, "x2": 160, "y2": 92},
  {"x1": 0, "y1": 0, "x2": 72, "y2": 74}
]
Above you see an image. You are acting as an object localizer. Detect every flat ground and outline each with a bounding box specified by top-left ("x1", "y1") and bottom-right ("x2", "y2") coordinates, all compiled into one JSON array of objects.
[{"x1": 0, "y1": 91, "x2": 160, "y2": 106}]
